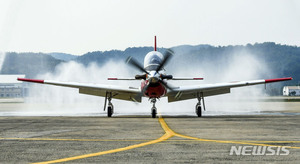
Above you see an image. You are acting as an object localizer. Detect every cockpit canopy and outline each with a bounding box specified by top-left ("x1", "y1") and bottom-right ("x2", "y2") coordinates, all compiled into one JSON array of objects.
[{"x1": 144, "y1": 51, "x2": 164, "y2": 71}]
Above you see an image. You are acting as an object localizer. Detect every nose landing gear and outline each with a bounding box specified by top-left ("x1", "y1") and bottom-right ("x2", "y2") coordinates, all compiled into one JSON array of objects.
[{"x1": 151, "y1": 98, "x2": 157, "y2": 118}]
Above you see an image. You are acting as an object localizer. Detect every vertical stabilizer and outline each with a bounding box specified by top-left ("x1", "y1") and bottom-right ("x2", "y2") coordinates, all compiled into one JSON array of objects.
[{"x1": 154, "y1": 36, "x2": 157, "y2": 51}]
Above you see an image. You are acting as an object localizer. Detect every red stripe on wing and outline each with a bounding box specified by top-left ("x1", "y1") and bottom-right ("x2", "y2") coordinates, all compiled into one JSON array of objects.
[
  {"x1": 17, "y1": 78, "x2": 44, "y2": 83},
  {"x1": 265, "y1": 77, "x2": 292, "y2": 83}
]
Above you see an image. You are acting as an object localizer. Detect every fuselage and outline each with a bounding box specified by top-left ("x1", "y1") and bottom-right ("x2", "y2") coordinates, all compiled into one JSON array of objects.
[{"x1": 141, "y1": 51, "x2": 167, "y2": 98}]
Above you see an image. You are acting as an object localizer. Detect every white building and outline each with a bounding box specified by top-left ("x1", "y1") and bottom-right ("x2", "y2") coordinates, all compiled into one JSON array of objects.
[
  {"x1": 0, "y1": 74, "x2": 25, "y2": 98},
  {"x1": 283, "y1": 86, "x2": 300, "y2": 96}
]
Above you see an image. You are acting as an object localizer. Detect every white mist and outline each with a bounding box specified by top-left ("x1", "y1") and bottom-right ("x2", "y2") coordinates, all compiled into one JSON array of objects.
[{"x1": 23, "y1": 50, "x2": 273, "y2": 116}]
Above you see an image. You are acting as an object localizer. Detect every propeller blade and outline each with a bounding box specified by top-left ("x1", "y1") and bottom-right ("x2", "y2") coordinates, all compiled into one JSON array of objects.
[
  {"x1": 141, "y1": 83, "x2": 149, "y2": 96},
  {"x1": 156, "y1": 49, "x2": 173, "y2": 72},
  {"x1": 126, "y1": 56, "x2": 149, "y2": 74}
]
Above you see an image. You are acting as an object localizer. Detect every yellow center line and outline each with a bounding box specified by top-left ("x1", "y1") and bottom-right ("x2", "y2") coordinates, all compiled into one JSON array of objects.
[
  {"x1": 0, "y1": 137, "x2": 208, "y2": 142},
  {"x1": 32, "y1": 116, "x2": 299, "y2": 163},
  {"x1": 234, "y1": 140, "x2": 300, "y2": 143},
  {"x1": 174, "y1": 133, "x2": 300, "y2": 149},
  {"x1": 0, "y1": 137, "x2": 153, "y2": 142},
  {"x1": 1, "y1": 138, "x2": 299, "y2": 143},
  {"x1": 32, "y1": 117, "x2": 174, "y2": 164}
]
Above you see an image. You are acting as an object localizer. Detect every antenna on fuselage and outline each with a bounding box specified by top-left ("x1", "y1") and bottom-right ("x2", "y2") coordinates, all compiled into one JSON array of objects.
[{"x1": 154, "y1": 36, "x2": 157, "y2": 51}]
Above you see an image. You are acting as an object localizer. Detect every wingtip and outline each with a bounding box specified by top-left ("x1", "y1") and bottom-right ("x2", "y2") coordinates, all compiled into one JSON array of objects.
[
  {"x1": 17, "y1": 78, "x2": 44, "y2": 83},
  {"x1": 265, "y1": 77, "x2": 293, "y2": 83}
]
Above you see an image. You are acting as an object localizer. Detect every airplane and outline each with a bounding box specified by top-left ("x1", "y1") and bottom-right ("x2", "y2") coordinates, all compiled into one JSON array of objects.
[{"x1": 17, "y1": 36, "x2": 292, "y2": 118}]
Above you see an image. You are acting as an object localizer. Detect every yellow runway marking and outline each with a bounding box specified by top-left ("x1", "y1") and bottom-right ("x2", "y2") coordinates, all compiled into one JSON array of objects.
[
  {"x1": 32, "y1": 118, "x2": 174, "y2": 164},
  {"x1": 240, "y1": 140, "x2": 300, "y2": 143},
  {"x1": 27, "y1": 116, "x2": 299, "y2": 163},
  {"x1": 174, "y1": 133, "x2": 300, "y2": 149},
  {"x1": 0, "y1": 137, "x2": 153, "y2": 142},
  {"x1": 0, "y1": 137, "x2": 198, "y2": 142},
  {"x1": 1, "y1": 138, "x2": 299, "y2": 143},
  {"x1": 159, "y1": 118, "x2": 300, "y2": 149},
  {"x1": 237, "y1": 140, "x2": 300, "y2": 143}
]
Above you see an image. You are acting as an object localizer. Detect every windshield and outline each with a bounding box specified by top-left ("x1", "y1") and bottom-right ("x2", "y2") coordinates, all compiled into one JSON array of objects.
[{"x1": 144, "y1": 51, "x2": 163, "y2": 71}]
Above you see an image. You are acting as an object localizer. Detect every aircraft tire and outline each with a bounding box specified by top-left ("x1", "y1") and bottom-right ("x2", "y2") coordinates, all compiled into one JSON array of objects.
[
  {"x1": 196, "y1": 105, "x2": 202, "y2": 117},
  {"x1": 151, "y1": 108, "x2": 157, "y2": 118},
  {"x1": 108, "y1": 106, "x2": 113, "y2": 117}
]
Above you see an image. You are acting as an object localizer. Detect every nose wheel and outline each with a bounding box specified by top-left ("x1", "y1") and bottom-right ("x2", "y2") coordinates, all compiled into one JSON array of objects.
[
  {"x1": 151, "y1": 98, "x2": 157, "y2": 118},
  {"x1": 151, "y1": 107, "x2": 157, "y2": 118}
]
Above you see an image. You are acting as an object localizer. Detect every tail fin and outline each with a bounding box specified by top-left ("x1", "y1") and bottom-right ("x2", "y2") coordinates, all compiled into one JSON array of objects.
[{"x1": 154, "y1": 36, "x2": 157, "y2": 51}]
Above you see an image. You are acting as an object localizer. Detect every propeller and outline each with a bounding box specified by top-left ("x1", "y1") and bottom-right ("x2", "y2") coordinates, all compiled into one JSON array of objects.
[
  {"x1": 157, "y1": 49, "x2": 174, "y2": 90},
  {"x1": 126, "y1": 49, "x2": 175, "y2": 91},
  {"x1": 126, "y1": 56, "x2": 149, "y2": 74},
  {"x1": 156, "y1": 49, "x2": 173, "y2": 72},
  {"x1": 141, "y1": 83, "x2": 149, "y2": 95}
]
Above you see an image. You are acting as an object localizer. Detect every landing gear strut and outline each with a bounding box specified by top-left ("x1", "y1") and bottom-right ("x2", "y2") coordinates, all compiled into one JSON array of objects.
[
  {"x1": 151, "y1": 98, "x2": 157, "y2": 118},
  {"x1": 196, "y1": 92, "x2": 205, "y2": 117},
  {"x1": 104, "y1": 92, "x2": 114, "y2": 117}
]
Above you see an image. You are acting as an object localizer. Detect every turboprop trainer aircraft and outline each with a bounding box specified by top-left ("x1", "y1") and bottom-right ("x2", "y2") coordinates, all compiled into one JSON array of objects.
[{"x1": 18, "y1": 36, "x2": 292, "y2": 118}]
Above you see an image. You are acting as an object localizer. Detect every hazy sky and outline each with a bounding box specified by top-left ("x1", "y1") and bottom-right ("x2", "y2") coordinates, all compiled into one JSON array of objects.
[{"x1": 0, "y1": 0, "x2": 299, "y2": 55}]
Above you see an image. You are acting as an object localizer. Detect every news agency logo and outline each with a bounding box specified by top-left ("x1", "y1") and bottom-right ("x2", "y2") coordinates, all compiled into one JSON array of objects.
[{"x1": 229, "y1": 146, "x2": 290, "y2": 155}]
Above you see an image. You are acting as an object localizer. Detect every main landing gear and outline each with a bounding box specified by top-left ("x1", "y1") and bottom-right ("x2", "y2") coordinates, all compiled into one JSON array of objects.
[
  {"x1": 107, "y1": 102, "x2": 114, "y2": 117},
  {"x1": 195, "y1": 102, "x2": 202, "y2": 117},
  {"x1": 196, "y1": 92, "x2": 205, "y2": 117},
  {"x1": 104, "y1": 92, "x2": 114, "y2": 117},
  {"x1": 151, "y1": 98, "x2": 157, "y2": 118}
]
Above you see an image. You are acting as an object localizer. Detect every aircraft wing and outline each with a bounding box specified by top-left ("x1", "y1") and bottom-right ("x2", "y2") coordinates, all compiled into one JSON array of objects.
[
  {"x1": 17, "y1": 78, "x2": 142, "y2": 102},
  {"x1": 166, "y1": 77, "x2": 292, "y2": 102}
]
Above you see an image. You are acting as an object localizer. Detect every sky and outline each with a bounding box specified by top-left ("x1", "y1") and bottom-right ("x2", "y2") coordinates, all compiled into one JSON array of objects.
[{"x1": 0, "y1": 0, "x2": 300, "y2": 55}]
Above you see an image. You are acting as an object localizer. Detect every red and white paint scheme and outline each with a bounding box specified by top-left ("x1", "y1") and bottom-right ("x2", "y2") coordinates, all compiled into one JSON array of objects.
[{"x1": 17, "y1": 36, "x2": 293, "y2": 118}]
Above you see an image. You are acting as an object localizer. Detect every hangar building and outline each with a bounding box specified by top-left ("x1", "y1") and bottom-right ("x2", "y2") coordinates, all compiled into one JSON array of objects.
[
  {"x1": 283, "y1": 86, "x2": 300, "y2": 96},
  {"x1": 0, "y1": 74, "x2": 25, "y2": 98}
]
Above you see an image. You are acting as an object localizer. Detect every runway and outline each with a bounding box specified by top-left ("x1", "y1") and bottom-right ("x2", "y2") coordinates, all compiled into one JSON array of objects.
[{"x1": 0, "y1": 113, "x2": 299, "y2": 163}]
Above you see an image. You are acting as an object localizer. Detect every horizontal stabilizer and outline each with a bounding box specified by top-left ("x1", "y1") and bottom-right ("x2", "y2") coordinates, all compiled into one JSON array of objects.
[{"x1": 108, "y1": 78, "x2": 138, "y2": 80}]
